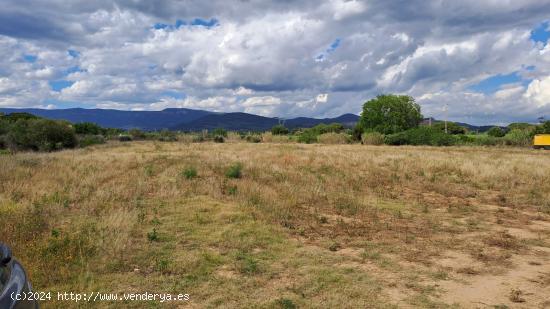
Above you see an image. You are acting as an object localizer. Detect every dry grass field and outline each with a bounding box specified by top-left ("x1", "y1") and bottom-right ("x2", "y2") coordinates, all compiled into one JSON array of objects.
[{"x1": 1, "y1": 141, "x2": 550, "y2": 308}]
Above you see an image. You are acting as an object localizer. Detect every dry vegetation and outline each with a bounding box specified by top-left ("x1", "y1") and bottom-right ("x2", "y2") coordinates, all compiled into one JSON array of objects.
[{"x1": 1, "y1": 141, "x2": 550, "y2": 308}]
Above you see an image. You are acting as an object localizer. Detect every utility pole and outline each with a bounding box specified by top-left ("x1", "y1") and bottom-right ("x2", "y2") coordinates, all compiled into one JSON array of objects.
[{"x1": 444, "y1": 103, "x2": 448, "y2": 134}]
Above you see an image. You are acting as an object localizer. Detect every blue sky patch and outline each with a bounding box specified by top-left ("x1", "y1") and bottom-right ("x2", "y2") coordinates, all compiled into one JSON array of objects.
[
  {"x1": 67, "y1": 49, "x2": 80, "y2": 58},
  {"x1": 153, "y1": 23, "x2": 169, "y2": 30},
  {"x1": 175, "y1": 19, "x2": 186, "y2": 28},
  {"x1": 49, "y1": 80, "x2": 74, "y2": 91},
  {"x1": 190, "y1": 18, "x2": 219, "y2": 27},
  {"x1": 469, "y1": 72, "x2": 531, "y2": 94},
  {"x1": 153, "y1": 18, "x2": 218, "y2": 31},
  {"x1": 66, "y1": 66, "x2": 84, "y2": 75},
  {"x1": 23, "y1": 54, "x2": 37, "y2": 62},
  {"x1": 327, "y1": 38, "x2": 341, "y2": 52},
  {"x1": 531, "y1": 21, "x2": 549, "y2": 45}
]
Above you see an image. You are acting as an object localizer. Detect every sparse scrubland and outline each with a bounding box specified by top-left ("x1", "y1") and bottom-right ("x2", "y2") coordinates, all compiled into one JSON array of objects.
[{"x1": 2, "y1": 141, "x2": 550, "y2": 308}]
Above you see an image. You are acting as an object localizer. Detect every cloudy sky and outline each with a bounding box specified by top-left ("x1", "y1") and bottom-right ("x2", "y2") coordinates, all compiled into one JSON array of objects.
[{"x1": 1, "y1": 0, "x2": 549, "y2": 124}]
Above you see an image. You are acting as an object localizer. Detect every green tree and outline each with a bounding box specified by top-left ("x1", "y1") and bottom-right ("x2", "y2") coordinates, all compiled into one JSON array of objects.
[
  {"x1": 271, "y1": 124, "x2": 289, "y2": 135},
  {"x1": 487, "y1": 127, "x2": 505, "y2": 137},
  {"x1": 357, "y1": 94, "x2": 423, "y2": 134}
]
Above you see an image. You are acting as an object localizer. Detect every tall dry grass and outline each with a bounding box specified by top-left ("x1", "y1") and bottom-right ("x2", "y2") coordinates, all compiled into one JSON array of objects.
[{"x1": 1, "y1": 141, "x2": 549, "y2": 307}]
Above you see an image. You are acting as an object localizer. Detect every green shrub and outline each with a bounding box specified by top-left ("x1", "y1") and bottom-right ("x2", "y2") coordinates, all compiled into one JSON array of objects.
[
  {"x1": 361, "y1": 132, "x2": 385, "y2": 145},
  {"x1": 276, "y1": 298, "x2": 297, "y2": 309},
  {"x1": 297, "y1": 130, "x2": 318, "y2": 144},
  {"x1": 1, "y1": 112, "x2": 38, "y2": 122},
  {"x1": 225, "y1": 163, "x2": 243, "y2": 179},
  {"x1": 181, "y1": 166, "x2": 198, "y2": 179},
  {"x1": 271, "y1": 124, "x2": 289, "y2": 135},
  {"x1": 129, "y1": 128, "x2": 146, "y2": 139},
  {"x1": 455, "y1": 135, "x2": 476, "y2": 145},
  {"x1": 432, "y1": 122, "x2": 467, "y2": 134},
  {"x1": 78, "y1": 134, "x2": 105, "y2": 147},
  {"x1": 0, "y1": 135, "x2": 6, "y2": 149},
  {"x1": 487, "y1": 127, "x2": 506, "y2": 137},
  {"x1": 213, "y1": 135, "x2": 225, "y2": 143},
  {"x1": 471, "y1": 135, "x2": 502, "y2": 146},
  {"x1": 212, "y1": 128, "x2": 228, "y2": 137},
  {"x1": 147, "y1": 228, "x2": 159, "y2": 242},
  {"x1": 6, "y1": 118, "x2": 77, "y2": 151},
  {"x1": 74, "y1": 122, "x2": 103, "y2": 135},
  {"x1": 503, "y1": 129, "x2": 531, "y2": 147},
  {"x1": 235, "y1": 251, "x2": 259, "y2": 274},
  {"x1": 385, "y1": 127, "x2": 456, "y2": 146}
]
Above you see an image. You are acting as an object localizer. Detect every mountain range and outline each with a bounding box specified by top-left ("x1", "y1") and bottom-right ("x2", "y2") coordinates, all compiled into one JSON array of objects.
[
  {"x1": 0, "y1": 107, "x2": 500, "y2": 132},
  {"x1": 0, "y1": 107, "x2": 360, "y2": 131}
]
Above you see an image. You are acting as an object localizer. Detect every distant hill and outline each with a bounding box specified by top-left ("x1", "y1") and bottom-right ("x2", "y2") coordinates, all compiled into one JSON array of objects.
[
  {"x1": 1, "y1": 108, "x2": 506, "y2": 132},
  {"x1": 0, "y1": 107, "x2": 360, "y2": 131},
  {"x1": 173, "y1": 112, "x2": 361, "y2": 131},
  {"x1": 0, "y1": 108, "x2": 212, "y2": 131},
  {"x1": 421, "y1": 118, "x2": 504, "y2": 133}
]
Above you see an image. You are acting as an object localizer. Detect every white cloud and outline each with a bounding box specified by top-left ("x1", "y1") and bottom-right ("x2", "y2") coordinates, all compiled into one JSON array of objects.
[
  {"x1": 316, "y1": 93, "x2": 328, "y2": 103},
  {"x1": 330, "y1": 0, "x2": 367, "y2": 21},
  {"x1": 524, "y1": 77, "x2": 550, "y2": 108},
  {"x1": 0, "y1": 0, "x2": 550, "y2": 123}
]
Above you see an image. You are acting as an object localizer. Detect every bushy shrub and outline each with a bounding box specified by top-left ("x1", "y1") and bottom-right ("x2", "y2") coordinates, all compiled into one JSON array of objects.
[
  {"x1": 311, "y1": 123, "x2": 345, "y2": 134},
  {"x1": 129, "y1": 128, "x2": 146, "y2": 139},
  {"x1": 503, "y1": 129, "x2": 531, "y2": 147},
  {"x1": 2, "y1": 112, "x2": 38, "y2": 122},
  {"x1": 0, "y1": 135, "x2": 7, "y2": 150},
  {"x1": 271, "y1": 124, "x2": 289, "y2": 135},
  {"x1": 74, "y1": 122, "x2": 103, "y2": 135},
  {"x1": 487, "y1": 127, "x2": 506, "y2": 137},
  {"x1": 181, "y1": 166, "x2": 198, "y2": 179},
  {"x1": 384, "y1": 127, "x2": 456, "y2": 146},
  {"x1": 432, "y1": 122, "x2": 467, "y2": 134},
  {"x1": 6, "y1": 118, "x2": 77, "y2": 151},
  {"x1": 361, "y1": 132, "x2": 385, "y2": 145},
  {"x1": 213, "y1": 135, "x2": 225, "y2": 143},
  {"x1": 455, "y1": 135, "x2": 476, "y2": 145},
  {"x1": 297, "y1": 130, "x2": 318, "y2": 144},
  {"x1": 78, "y1": 134, "x2": 105, "y2": 147},
  {"x1": 317, "y1": 132, "x2": 349, "y2": 144},
  {"x1": 225, "y1": 163, "x2": 243, "y2": 179},
  {"x1": 212, "y1": 128, "x2": 228, "y2": 137},
  {"x1": 471, "y1": 135, "x2": 503, "y2": 146},
  {"x1": 102, "y1": 127, "x2": 124, "y2": 138}
]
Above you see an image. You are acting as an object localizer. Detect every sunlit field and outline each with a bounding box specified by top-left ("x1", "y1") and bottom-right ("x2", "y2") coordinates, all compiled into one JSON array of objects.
[{"x1": 2, "y1": 141, "x2": 550, "y2": 308}]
